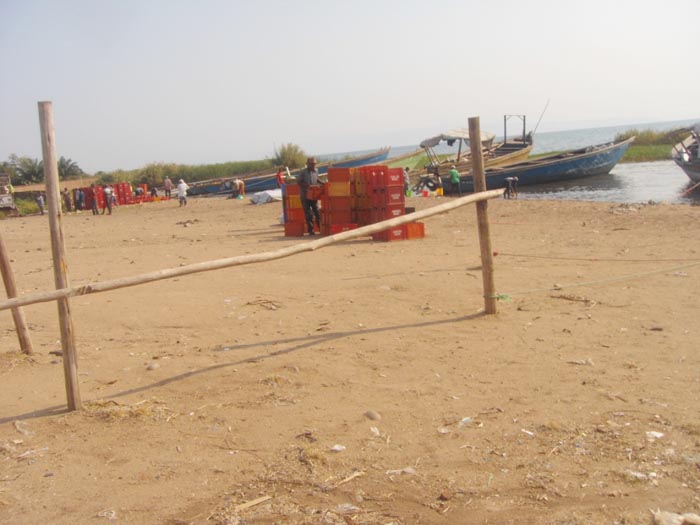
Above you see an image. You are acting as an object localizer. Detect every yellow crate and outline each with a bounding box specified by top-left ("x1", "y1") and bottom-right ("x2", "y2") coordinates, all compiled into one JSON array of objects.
[{"x1": 286, "y1": 195, "x2": 302, "y2": 208}]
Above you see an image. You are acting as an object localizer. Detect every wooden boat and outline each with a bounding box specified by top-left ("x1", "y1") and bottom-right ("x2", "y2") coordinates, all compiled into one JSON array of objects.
[
  {"x1": 383, "y1": 147, "x2": 425, "y2": 170},
  {"x1": 188, "y1": 147, "x2": 391, "y2": 196},
  {"x1": 443, "y1": 136, "x2": 635, "y2": 194},
  {"x1": 420, "y1": 115, "x2": 534, "y2": 177},
  {"x1": 671, "y1": 128, "x2": 700, "y2": 183}
]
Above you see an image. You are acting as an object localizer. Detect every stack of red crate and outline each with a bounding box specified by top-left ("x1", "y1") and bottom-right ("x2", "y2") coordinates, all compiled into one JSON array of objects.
[
  {"x1": 320, "y1": 168, "x2": 357, "y2": 235},
  {"x1": 83, "y1": 186, "x2": 104, "y2": 211},
  {"x1": 368, "y1": 166, "x2": 406, "y2": 241},
  {"x1": 114, "y1": 182, "x2": 133, "y2": 205},
  {"x1": 280, "y1": 165, "x2": 425, "y2": 240},
  {"x1": 283, "y1": 184, "x2": 306, "y2": 236}
]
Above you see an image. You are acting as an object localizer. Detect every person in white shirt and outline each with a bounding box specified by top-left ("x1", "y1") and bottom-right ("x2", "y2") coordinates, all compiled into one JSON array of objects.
[{"x1": 177, "y1": 179, "x2": 189, "y2": 207}]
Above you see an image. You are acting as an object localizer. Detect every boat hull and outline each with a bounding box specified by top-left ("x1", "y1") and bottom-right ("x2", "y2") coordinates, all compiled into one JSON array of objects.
[
  {"x1": 674, "y1": 159, "x2": 700, "y2": 182},
  {"x1": 436, "y1": 141, "x2": 533, "y2": 177},
  {"x1": 188, "y1": 147, "x2": 391, "y2": 196},
  {"x1": 444, "y1": 137, "x2": 634, "y2": 193}
]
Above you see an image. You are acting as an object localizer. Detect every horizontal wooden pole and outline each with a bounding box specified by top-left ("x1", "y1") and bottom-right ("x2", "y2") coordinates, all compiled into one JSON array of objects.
[{"x1": 0, "y1": 189, "x2": 504, "y2": 312}]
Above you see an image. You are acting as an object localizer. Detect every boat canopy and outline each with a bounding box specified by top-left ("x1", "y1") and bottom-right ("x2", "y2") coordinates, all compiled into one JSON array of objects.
[{"x1": 420, "y1": 128, "x2": 496, "y2": 149}]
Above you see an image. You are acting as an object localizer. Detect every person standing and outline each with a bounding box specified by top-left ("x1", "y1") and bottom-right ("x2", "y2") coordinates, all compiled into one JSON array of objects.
[
  {"x1": 276, "y1": 167, "x2": 285, "y2": 188},
  {"x1": 164, "y1": 176, "x2": 173, "y2": 199},
  {"x1": 177, "y1": 179, "x2": 189, "y2": 206},
  {"x1": 449, "y1": 165, "x2": 462, "y2": 196},
  {"x1": 296, "y1": 157, "x2": 321, "y2": 235},
  {"x1": 35, "y1": 193, "x2": 45, "y2": 215},
  {"x1": 102, "y1": 184, "x2": 113, "y2": 215},
  {"x1": 62, "y1": 188, "x2": 73, "y2": 212},
  {"x1": 403, "y1": 167, "x2": 411, "y2": 195},
  {"x1": 90, "y1": 184, "x2": 100, "y2": 215},
  {"x1": 76, "y1": 188, "x2": 85, "y2": 211}
]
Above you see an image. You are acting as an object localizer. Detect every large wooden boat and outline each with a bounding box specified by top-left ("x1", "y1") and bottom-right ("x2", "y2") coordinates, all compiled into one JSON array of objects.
[
  {"x1": 671, "y1": 128, "x2": 700, "y2": 183},
  {"x1": 188, "y1": 147, "x2": 391, "y2": 196},
  {"x1": 443, "y1": 136, "x2": 635, "y2": 194}
]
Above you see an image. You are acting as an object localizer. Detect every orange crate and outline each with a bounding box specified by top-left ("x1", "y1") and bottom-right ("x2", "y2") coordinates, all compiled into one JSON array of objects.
[
  {"x1": 327, "y1": 181, "x2": 351, "y2": 197},
  {"x1": 306, "y1": 185, "x2": 324, "y2": 200},
  {"x1": 404, "y1": 221, "x2": 425, "y2": 239},
  {"x1": 285, "y1": 184, "x2": 301, "y2": 196},
  {"x1": 327, "y1": 168, "x2": 353, "y2": 182}
]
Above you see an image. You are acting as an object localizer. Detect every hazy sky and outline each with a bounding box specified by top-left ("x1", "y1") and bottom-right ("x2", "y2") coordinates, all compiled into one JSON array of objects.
[{"x1": 1, "y1": 0, "x2": 698, "y2": 173}]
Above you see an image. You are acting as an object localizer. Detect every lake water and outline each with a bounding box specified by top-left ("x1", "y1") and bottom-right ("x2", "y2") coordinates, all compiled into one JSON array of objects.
[{"x1": 341, "y1": 118, "x2": 700, "y2": 205}]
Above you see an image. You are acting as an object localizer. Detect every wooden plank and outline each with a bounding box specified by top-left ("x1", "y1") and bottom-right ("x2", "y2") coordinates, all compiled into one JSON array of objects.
[
  {"x1": 469, "y1": 117, "x2": 498, "y2": 315},
  {"x1": 0, "y1": 188, "x2": 504, "y2": 313},
  {"x1": 0, "y1": 232, "x2": 34, "y2": 354},
  {"x1": 38, "y1": 101, "x2": 81, "y2": 410}
]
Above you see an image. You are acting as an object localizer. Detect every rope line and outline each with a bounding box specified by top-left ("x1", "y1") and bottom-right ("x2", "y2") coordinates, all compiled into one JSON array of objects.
[{"x1": 489, "y1": 261, "x2": 700, "y2": 299}]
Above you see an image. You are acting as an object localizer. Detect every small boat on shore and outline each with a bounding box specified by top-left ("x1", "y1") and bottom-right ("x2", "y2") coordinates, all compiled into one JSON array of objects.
[
  {"x1": 421, "y1": 115, "x2": 534, "y2": 178},
  {"x1": 671, "y1": 127, "x2": 700, "y2": 183},
  {"x1": 443, "y1": 136, "x2": 635, "y2": 194},
  {"x1": 188, "y1": 147, "x2": 391, "y2": 196}
]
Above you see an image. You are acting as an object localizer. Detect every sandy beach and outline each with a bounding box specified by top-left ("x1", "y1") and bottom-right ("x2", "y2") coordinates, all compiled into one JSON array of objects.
[{"x1": 1, "y1": 195, "x2": 699, "y2": 524}]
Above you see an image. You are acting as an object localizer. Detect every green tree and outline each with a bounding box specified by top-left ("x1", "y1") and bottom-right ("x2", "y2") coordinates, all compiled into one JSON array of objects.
[
  {"x1": 58, "y1": 156, "x2": 83, "y2": 179},
  {"x1": 273, "y1": 143, "x2": 306, "y2": 169}
]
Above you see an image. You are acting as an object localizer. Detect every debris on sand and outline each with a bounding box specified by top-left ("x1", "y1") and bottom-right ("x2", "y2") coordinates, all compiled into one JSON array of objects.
[{"x1": 83, "y1": 398, "x2": 176, "y2": 422}]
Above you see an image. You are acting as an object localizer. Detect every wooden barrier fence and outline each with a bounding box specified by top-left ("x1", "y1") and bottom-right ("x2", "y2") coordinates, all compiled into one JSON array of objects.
[{"x1": 1, "y1": 112, "x2": 501, "y2": 411}]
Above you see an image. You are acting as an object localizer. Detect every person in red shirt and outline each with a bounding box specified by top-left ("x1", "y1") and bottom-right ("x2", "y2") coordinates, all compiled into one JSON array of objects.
[{"x1": 276, "y1": 167, "x2": 285, "y2": 188}]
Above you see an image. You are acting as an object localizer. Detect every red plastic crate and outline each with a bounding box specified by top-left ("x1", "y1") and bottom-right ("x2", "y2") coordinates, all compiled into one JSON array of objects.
[
  {"x1": 284, "y1": 222, "x2": 305, "y2": 237},
  {"x1": 371, "y1": 187, "x2": 405, "y2": 207},
  {"x1": 321, "y1": 209, "x2": 353, "y2": 224},
  {"x1": 285, "y1": 184, "x2": 301, "y2": 196},
  {"x1": 329, "y1": 223, "x2": 358, "y2": 234},
  {"x1": 325, "y1": 196, "x2": 352, "y2": 210},
  {"x1": 385, "y1": 168, "x2": 405, "y2": 187},
  {"x1": 371, "y1": 204, "x2": 404, "y2": 222},
  {"x1": 286, "y1": 207, "x2": 306, "y2": 223}
]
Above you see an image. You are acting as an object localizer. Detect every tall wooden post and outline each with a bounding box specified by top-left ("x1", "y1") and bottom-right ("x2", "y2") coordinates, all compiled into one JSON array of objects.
[
  {"x1": 0, "y1": 233, "x2": 34, "y2": 354},
  {"x1": 38, "y1": 101, "x2": 82, "y2": 410},
  {"x1": 468, "y1": 116, "x2": 497, "y2": 314}
]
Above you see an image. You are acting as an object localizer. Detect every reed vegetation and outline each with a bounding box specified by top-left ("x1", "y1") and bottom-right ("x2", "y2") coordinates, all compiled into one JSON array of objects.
[{"x1": 616, "y1": 127, "x2": 689, "y2": 163}]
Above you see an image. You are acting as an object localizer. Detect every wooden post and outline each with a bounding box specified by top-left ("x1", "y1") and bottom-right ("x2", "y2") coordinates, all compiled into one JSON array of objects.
[
  {"x1": 38, "y1": 101, "x2": 81, "y2": 410},
  {"x1": 0, "y1": 232, "x2": 34, "y2": 355},
  {"x1": 468, "y1": 116, "x2": 498, "y2": 314}
]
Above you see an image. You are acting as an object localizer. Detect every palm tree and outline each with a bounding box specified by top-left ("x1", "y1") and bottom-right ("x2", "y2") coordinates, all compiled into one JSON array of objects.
[
  {"x1": 58, "y1": 156, "x2": 83, "y2": 179},
  {"x1": 15, "y1": 157, "x2": 44, "y2": 184}
]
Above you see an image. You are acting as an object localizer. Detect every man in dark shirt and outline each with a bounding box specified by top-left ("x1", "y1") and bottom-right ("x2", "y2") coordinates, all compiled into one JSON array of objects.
[{"x1": 296, "y1": 157, "x2": 321, "y2": 235}]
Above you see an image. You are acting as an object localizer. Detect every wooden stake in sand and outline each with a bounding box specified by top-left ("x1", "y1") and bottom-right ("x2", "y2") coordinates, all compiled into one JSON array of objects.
[
  {"x1": 0, "y1": 232, "x2": 34, "y2": 355},
  {"x1": 468, "y1": 116, "x2": 498, "y2": 315},
  {"x1": 38, "y1": 101, "x2": 81, "y2": 410}
]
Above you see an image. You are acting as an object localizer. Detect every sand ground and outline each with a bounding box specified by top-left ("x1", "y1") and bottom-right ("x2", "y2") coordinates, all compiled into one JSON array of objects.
[{"x1": 1, "y1": 195, "x2": 699, "y2": 524}]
